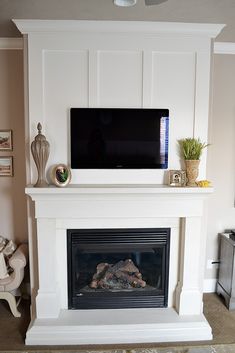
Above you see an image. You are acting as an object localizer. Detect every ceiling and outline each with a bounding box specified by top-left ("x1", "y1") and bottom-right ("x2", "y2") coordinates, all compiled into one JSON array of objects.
[{"x1": 0, "y1": 0, "x2": 235, "y2": 41}]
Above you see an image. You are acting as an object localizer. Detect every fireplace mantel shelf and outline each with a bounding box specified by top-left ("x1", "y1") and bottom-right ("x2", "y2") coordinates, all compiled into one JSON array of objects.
[
  {"x1": 26, "y1": 184, "x2": 213, "y2": 195},
  {"x1": 25, "y1": 184, "x2": 213, "y2": 220}
]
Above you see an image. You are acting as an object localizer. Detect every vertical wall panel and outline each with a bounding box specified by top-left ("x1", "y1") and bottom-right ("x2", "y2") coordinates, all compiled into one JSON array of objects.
[
  {"x1": 97, "y1": 51, "x2": 143, "y2": 107},
  {"x1": 152, "y1": 52, "x2": 196, "y2": 169},
  {"x1": 43, "y1": 50, "x2": 88, "y2": 165}
]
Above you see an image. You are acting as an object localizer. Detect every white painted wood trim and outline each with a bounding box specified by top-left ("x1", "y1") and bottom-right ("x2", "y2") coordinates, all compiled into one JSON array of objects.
[
  {"x1": 25, "y1": 184, "x2": 214, "y2": 196},
  {"x1": 25, "y1": 182, "x2": 213, "y2": 342},
  {"x1": 25, "y1": 309, "x2": 212, "y2": 345},
  {"x1": 0, "y1": 37, "x2": 23, "y2": 50},
  {"x1": 203, "y1": 278, "x2": 217, "y2": 293},
  {"x1": 214, "y1": 42, "x2": 235, "y2": 55},
  {"x1": 13, "y1": 19, "x2": 225, "y2": 38}
]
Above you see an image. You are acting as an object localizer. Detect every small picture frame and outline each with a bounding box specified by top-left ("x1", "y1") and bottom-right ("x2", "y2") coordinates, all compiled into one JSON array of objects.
[
  {"x1": 168, "y1": 170, "x2": 186, "y2": 187},
  {"x1": 0, "y1": 130, "x2": 13, "y2": 151},
  {"x1": 51, "y1": 164, "x2": 71, "y2": 187},
  {"x1": 0, "y1": 157, "x2": 13, "y2": 177}
]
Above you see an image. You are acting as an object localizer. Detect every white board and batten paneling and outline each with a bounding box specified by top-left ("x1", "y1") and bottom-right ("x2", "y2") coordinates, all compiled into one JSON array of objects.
[{"x1": 14, "y1": 20, "x2": 225, "y2": 185}]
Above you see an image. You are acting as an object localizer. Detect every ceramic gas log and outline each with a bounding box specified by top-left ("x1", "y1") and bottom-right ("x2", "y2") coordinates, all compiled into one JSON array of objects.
[{"x1": 89, "y1": 259, "x2": 146, "y2": 290}]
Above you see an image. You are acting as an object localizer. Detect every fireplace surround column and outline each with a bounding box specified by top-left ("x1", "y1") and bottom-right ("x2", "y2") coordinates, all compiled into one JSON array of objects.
[
  {"x1": 175, "y1": 217, "x2": 203, "y2": 315},
  {"x1": 35, "y1": 218, "x2": 60, "y2": 318}
]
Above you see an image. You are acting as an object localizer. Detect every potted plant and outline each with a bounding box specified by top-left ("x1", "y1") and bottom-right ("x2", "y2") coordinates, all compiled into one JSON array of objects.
[{"x1": 178, "y1": 138, "x2": 209, "y2": 186}]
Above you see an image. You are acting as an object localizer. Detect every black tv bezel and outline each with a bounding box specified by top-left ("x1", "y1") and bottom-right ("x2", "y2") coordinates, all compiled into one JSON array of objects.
[{"x1": 70, "y1": 107, "x2": 169, "y2": 170}]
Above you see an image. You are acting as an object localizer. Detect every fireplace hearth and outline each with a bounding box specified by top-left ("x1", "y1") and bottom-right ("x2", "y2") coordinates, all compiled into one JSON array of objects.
[{"x1": 67, "y1": 228, "x2": 170, "y2": 310}]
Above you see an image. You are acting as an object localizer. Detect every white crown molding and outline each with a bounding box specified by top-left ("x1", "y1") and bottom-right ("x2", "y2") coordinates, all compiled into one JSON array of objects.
[
  {"x1": 214, "y1": 41, "x2": 235, "y2": 54},
  {"x1": 12, "y1": 19, "x2": 225, "y2": 38},
  {"x1": 0, "y1": 37, "x2": 23, "y2": 50}
]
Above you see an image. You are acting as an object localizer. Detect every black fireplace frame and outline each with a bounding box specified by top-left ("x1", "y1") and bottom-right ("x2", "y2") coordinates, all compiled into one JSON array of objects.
[{"x1": 67, "y1": 228, "x2": 170, "y2": 310}]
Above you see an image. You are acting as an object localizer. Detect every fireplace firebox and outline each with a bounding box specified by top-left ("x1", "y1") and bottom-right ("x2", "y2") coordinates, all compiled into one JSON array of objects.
[{"x1": 67, "y1": 228, "x2": 170, "y2": 310}]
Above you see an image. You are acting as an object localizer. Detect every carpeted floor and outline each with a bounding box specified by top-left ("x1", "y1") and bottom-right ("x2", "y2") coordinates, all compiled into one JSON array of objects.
[{"x1": 1, "y1": 293, "x2": 235, "y2": 352}]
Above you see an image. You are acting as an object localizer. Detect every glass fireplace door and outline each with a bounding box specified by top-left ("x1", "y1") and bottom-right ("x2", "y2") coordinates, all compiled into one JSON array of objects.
[{"x1": 67, "y1": 228, "x2": 170, "y2": 309}]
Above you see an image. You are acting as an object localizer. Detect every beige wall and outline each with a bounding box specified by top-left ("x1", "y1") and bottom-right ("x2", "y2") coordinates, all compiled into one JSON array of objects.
[
  {"x1": 206, "y1": 54, "x2": 235, "y2": 280},
  {"x1": 0, "y1": 49, "x2": 27, "y2": 243}
]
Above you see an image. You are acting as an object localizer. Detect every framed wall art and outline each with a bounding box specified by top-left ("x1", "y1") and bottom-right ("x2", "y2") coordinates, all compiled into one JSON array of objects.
[
  {"x1": 0, "y1": 130, "x2": 13, "y2": 151},
  {"x1": 50, "y1": 164, "x2": 71, "y2": 187},
  {"x1": 168, "y1": 170, "x2": 187, "y2": 187},
  {"x1": 0, "y1": 157, "x2": 13, "y2": 177}
]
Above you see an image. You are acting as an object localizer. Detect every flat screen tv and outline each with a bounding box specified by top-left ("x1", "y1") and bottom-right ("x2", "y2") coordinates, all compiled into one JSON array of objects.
[{"x1": 70, "y1": 108, "x2": 169, "y2": 169}]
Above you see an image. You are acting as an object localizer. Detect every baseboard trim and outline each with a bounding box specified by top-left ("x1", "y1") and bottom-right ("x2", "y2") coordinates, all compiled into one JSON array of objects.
[{"x1": 203, "y1": 279, "x2": 217, "y2": 293}]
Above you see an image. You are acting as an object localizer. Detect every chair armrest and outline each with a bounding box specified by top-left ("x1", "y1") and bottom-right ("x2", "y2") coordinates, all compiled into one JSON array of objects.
[
  {"x1": 9, "y1": 244, "x2": 28, "y2": 269},
  {"x1": 0, "y1": 244, "x2": 28, "y2": 292}
]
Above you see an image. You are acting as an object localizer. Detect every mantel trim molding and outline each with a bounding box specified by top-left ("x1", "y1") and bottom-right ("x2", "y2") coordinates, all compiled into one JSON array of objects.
[
  {"x1": 26, "y1": 184, "x2": 214, "y2": 196},
  {"x1": 13, "y1": 19, "x2": 225, "y2": 38}
]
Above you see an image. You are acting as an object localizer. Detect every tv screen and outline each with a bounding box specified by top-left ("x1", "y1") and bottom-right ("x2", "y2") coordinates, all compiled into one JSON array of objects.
[{"x1": 70, "y1": 108, "x2": 169, "y2": 169}]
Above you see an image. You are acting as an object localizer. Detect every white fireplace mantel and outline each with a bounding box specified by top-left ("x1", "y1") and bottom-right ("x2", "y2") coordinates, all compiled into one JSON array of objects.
[
  {"x1": 15, "y1": 16, "x2": 222, "y2": 345},
  {"x1": 25, "y1": 184, "x2": 213, "y2": 345},
  {"x1": 27, "y1": 183, "x2": 213, "y2": 219}
]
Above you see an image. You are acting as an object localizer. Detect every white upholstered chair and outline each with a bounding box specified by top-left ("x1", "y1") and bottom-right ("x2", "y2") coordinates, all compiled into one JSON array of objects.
[{"x1": 0, "y1": 244, "x2": 28, "y2": 317}]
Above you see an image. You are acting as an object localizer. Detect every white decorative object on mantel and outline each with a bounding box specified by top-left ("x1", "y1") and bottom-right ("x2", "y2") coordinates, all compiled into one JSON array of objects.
[{"x1": 25, "y1": 184, "x2": 213, "y2": 345}]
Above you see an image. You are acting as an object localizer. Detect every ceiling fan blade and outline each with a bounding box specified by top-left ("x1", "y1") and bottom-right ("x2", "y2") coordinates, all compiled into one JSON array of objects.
[{"x1": 145, "y1": 0, "x2": 168, "y2": 5}]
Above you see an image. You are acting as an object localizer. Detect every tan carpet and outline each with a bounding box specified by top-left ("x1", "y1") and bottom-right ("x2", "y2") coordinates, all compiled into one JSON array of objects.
[
  {"x1": 1, "y1": 293, "x2": 235, "y2": 352},
  {"x1": 203, "y1": 292, "x2": 235, "y2": 345}
]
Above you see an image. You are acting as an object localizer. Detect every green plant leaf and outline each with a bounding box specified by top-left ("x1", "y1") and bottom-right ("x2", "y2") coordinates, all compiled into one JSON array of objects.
[{"x1": 178, "y1": 138, "x2": 210, "y2": 160}]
